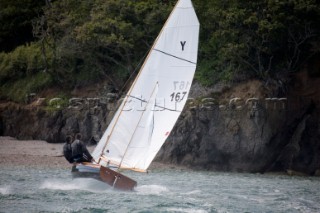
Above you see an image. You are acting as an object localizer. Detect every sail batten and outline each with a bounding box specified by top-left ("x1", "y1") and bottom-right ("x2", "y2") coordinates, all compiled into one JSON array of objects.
[{"x1": 92, "y1": 0, "x2": 199, "y2": 171}]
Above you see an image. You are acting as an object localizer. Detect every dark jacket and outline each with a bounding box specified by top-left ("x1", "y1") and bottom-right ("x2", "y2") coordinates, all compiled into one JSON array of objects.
[
  {"x1": 63, "y1": 143, "x2": 74, "y2": 163},
  {"x1": 71, "y1": 139, "x2": 93, "y2": 163}
]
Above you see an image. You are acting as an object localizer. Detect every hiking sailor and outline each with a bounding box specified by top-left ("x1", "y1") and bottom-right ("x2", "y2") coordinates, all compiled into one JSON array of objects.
[
  {"x1": 71, "y1": 133, "x2": 93, "y2": 163},
  {"x1": 63, "y1": 135, "x2": 74, "y2": 163}
]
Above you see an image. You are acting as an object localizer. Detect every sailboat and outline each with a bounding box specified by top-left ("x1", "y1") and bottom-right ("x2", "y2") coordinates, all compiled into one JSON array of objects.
[{"x1": 72, "y1": 0, "x2": 200, "y2": 190}]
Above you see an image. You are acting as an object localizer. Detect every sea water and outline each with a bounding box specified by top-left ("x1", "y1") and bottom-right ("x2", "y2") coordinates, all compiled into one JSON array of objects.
[{"x1": 0, "y1": 166, "x2": 319, "y2": 213}]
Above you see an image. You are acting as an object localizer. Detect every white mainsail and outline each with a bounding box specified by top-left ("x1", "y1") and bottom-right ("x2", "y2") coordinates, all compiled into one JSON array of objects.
[{"x1": 92, "y1": 0, "x2": 200, "y2": 171}]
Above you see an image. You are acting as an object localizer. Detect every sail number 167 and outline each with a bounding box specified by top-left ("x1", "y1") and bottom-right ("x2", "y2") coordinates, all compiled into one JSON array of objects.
[
  {"x1": 170, "y1": 81, "x2": 190, "y2": 102},
  {"x1": 170, "y1": 91, "x2": 187, "y2": 102}
]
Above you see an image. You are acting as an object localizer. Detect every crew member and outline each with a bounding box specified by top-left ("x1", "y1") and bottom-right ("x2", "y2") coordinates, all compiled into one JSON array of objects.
[
  {"x1": 63, "y1": 135, "x2": 74, "y2": 163},
  {"x1": 71, "y1": 133, "x2": 93, "y2": 163}
]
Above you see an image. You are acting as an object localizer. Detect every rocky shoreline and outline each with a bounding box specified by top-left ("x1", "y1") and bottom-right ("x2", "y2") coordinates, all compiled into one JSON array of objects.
[
  {"x1": 0, "y1": 136, "x2": 319, "y2": 176},
  {"x1": 1, "y1": 76, "x2": 320, "y2": 175}
]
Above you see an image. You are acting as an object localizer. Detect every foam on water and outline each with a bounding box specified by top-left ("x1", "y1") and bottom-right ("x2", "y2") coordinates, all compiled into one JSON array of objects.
[
  {"x1": 135, "y1": 184, "x2": 169, "y2": 195},
  {"x1": 166, "y1": 208, "x2": 208, "y2": 213},
  {"x1": 40, "y1": 178, "x2": 111, "y2": 193},
  {"x1": 0, "y1": 186, "x2": 11, "y2": 195}
]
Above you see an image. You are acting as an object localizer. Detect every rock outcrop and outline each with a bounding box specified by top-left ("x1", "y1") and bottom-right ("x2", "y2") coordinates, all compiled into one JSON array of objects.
[
  {"x1": 0, "y1": 73, "x2": 319, "y2": 174},
  {"x1": 157, "y1": 76, "x2": 320, "y2": 175},
  {"x1": 0, "y1": 100, "x2": 113, "y2": 144}
]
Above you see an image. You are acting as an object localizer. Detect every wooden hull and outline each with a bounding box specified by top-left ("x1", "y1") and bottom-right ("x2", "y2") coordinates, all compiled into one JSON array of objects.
[
  {"x1": 71, "y1": 163, "x2": 137, "y2": 191},
  {"x1": 100, "y1": 166, "x2": 137, "y2": 191}
]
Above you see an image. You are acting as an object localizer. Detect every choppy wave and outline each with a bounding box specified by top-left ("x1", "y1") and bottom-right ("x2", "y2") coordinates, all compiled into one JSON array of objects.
[
  {"x1": 1, "y1": 167, "x2": 320, "y2": 212},
  {"x1": 181, "y1": 189, "x2": 202, "y2": 195},
  {"x1": 166, "y1": 207, "x2": 207, "y2": 213},
  {"x1": 0, "y1": 186, "x2": 11, "y2": 195}
]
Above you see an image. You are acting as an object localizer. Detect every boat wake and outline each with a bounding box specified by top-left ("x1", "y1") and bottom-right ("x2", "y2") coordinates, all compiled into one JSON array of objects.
[
  {"x1": 40, "y1": 178, "x2": 110, "y2": 193},
  {"x1": 40, "y1": 177, "x2": 169, "y2": 194}
]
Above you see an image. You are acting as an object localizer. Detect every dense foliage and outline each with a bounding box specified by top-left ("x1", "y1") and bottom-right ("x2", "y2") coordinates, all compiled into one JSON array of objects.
[
  {"x1": 0, "y1": 0, "x2": 45, "y2": 52},
  {"x1": 0, "y1": 0, "x2": 319, "y2": 102},
  {"x1": 194, "y1": 0, "x2": 320, "y2": 85}
]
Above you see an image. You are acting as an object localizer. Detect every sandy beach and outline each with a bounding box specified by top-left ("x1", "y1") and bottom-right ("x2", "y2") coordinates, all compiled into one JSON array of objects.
[
  {"x1": 0, "y1": 136, "x2": 76, "y2": 168},
  {"x1": 0, "y1": 136, "x2": 175, "y2": 170}
]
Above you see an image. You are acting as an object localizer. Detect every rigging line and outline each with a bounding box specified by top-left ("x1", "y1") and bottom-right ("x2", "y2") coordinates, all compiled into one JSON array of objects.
[
  {"x1": 153, "y1": 49, "x2": 197, "y2": 65},
  {"x1": 118, "y1": 49, "x2": 150, "y2": 96},
  {"x1": 154, "y1": 105, "x2": 181, "y2": 112},
  {"x1": 127, "y1": 95, "x2": 146, "y2": 102},
  {"x1": 118, "y1": 82, "x2": 159, "y2": 171},
  {"x1": 89, "y1": 49, "x2": 148, "y2": 129},
  {"x1": 127, "y1": 95, "x2": 182, "y2": 112}
]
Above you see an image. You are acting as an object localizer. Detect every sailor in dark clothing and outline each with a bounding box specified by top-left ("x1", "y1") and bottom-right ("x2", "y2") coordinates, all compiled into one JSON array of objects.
[
  {"x1": 63, "y1": 135, "x2": 74, "y2": 163},
  {"x1": 71, "y1": 133, "x2": 93, "y2": 163}
]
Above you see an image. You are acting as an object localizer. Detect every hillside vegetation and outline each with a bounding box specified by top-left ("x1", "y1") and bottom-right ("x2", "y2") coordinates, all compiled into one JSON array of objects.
[{"x1": 0, "y1": 0, "x2": 319, "y2": 102}]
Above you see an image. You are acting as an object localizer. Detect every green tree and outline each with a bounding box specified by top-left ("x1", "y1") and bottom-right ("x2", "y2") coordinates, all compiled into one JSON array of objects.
[
  {"x1": 194, "y1": 0, "x2": 320, "y2": 85},
  {"x1": 1, "y1": 0, "x2": 319, "y2": 102},
  {"x1": 0, "y1": 0, "x2": 45, "y2": 52},
  {"x1": 37, "y1": 0, "x2": 172, "y2": 89}
]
